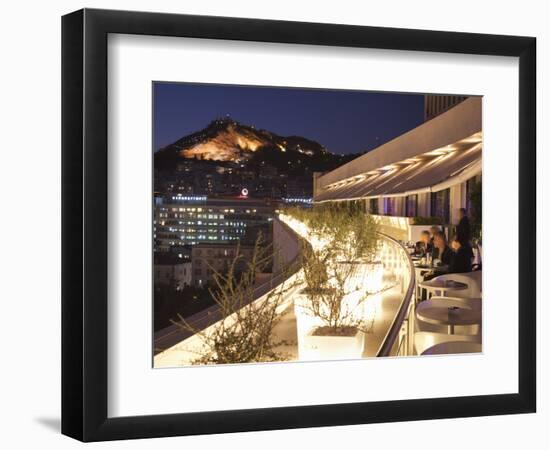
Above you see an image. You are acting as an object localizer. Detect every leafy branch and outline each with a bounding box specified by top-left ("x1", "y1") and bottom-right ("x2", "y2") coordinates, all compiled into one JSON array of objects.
[{"x1": 172, "y1": 235, "x2": 296, "y2": 365}]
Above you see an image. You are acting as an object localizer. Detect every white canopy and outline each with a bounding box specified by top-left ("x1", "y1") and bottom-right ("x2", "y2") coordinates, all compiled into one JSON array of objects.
[{"x1": 315, "y1": 138, "x2": 481, "y2": 202}]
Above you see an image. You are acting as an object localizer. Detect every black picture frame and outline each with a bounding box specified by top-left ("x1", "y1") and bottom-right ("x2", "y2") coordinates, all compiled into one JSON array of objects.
[{"x1": 62, "y1": 8, "x2": 536, "y2": 442}]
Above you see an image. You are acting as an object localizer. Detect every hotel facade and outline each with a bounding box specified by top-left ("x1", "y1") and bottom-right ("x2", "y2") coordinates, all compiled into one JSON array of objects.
[{"x1": 313, "y1": 96, "x2": 482, "y2": 242}]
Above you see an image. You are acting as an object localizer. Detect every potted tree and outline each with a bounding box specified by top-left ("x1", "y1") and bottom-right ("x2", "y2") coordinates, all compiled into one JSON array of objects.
[
  {"x1": 294, "y1": 247, "x2": 367, "y2": 360},
  {"x1": 292, "y1": 205, "x2": 382, "y2": 361},
  {"x1": 330, "y1": 209, "x2": 380, "y2": 295},
  {"x1": 172, "y1": 236, "x2": 294, "y2": 365}
]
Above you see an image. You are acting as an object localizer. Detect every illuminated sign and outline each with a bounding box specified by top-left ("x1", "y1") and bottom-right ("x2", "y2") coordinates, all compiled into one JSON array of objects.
[
  {"x1": 282, "y1": 197, "x2": 313, "y2": 204},
  {"x1": 171, "y1": 195, "x2": 207, "y2": 201}
]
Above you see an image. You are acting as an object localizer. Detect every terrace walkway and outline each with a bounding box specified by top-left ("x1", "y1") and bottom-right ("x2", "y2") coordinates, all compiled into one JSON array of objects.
[{"x1": 154, "y1": 215, "x2": 414, "y2": 367}]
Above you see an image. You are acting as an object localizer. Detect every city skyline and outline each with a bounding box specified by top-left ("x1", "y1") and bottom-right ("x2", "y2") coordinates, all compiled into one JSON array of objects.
[{"x1": 154, "y1": 82, "x2": 425, "y2": 155}]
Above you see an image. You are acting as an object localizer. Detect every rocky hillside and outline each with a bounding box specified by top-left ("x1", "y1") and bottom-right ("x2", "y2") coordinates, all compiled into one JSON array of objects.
[{"x1": 155, "y1": 117, "x2": 334, "y2": 168}]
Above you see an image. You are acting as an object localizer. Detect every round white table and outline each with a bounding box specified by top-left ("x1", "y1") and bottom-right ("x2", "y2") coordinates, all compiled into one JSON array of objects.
[
  {"x1": 421, "y1": 341, "x2": 482, "y2": 355},
  {"x1": 413, "y1": 264, "x2": 432, "y2": 300},
  {"x1": 416, "y1": 299, "x2": 481, "y2": 334},
  {"x1": 418, "y1": 279, "x2": 468, "y2": 298}
]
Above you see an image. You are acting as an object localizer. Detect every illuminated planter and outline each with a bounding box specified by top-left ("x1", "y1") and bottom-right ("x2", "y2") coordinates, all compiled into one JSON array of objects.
[
  {"x1": 282, "y1": 213, "x2": 383, "y2": 361},
  {"x1": 293, "y1": 291, "x2": 324, "y2": 343},
  {"x1": 293, "y1": 291, "x2": 366, "y2": 361},
  {"x1": 299, "y1": 327, "x2": 365, "y2": 361}
]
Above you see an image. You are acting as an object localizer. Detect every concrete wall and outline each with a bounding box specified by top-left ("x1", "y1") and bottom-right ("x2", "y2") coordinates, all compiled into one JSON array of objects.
[
  {"x1": 312, "y1": 172, "x2": 324, "y2": 198},
  {"x1": 272, "y1": 216, "x2": 301, "y2": 273}
]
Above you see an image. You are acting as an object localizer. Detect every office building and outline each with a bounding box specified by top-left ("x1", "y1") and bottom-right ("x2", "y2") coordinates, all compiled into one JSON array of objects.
[{"x1": 154, "y1": 195, "x2": 275, "y2": 251}]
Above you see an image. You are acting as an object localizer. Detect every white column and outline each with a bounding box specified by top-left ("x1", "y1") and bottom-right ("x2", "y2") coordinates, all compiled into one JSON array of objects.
[{"x1": 449, "y1": 183, "x2": 466, "y2": 225}]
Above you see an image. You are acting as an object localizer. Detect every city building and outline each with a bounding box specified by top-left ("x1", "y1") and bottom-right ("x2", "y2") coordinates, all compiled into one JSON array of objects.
[
  {"x1": 286, "y1": 177, "x2": 312, "y2": 197},
  {"x1": 153, "y1": 253, "x2": 192, "y2": 290},
  {"x1": 191, "y1": 244, "x2": 255, "y2": 287},
  {"x1": 313, "y1": 96, "x2": 481, "y2": 241},
  {"x1": 424, "y1": 94, "x2": 468, "y2": 120},
  {"x1": 154, "y1": 195, "x2": 275, "y2": 251}
]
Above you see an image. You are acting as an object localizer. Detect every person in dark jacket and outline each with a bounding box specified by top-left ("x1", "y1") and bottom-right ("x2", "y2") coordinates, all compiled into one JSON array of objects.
[
  {"x1": 421, "y1": 231, "x2": 453, "y2": 281},
  {"x1": 456, "y1": 208, "x2": 471, "y2": 245},
  {"x1": 430, "y1": 225, "x2": 441, "y2": 260},
  {"x1": 449, "y1": 235, "x2": 473, "y2": 273},
  {"x1": 433, "y1": 231, "x2": 452, "y2": 266},
  {"x1": 415, "y1": 230, "x2": 432, "y2": 257}
]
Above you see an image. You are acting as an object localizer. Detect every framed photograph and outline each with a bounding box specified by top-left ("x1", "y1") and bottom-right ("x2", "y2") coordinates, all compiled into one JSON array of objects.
[{"x1": 62, "y1": 8, "x2": 536, "y2": 441}]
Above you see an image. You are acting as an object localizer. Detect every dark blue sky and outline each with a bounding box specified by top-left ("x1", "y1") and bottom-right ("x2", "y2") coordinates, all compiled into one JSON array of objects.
[{"x1": 153, "y1": 82, "x2": 425, "y2": 155}]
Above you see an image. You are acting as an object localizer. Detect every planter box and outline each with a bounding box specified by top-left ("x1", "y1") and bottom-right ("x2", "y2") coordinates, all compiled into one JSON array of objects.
[
  {"x1": 298, "y1": 327, "x2": 365, "y2": 361},
  {"x1": 293, "y1": 292, "x2": 366, "y2": 361},
  {"x1": 293, "y1": 290, "x2": 363, "y2": 337},
  {"x1": 293, "y1": 292, "x2": 324, "y2": 341}
]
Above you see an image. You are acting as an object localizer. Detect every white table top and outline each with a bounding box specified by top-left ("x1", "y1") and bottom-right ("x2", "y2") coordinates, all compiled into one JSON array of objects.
[
  {"x1": 421, "y1": 341, "x2": 482, "y2": 355},
  {"x1": 416, "y1": 299, "x2": 481, "y2": 326},
  {"x1": 418, "y1": 279, "x2": 468, "y2": 291}
]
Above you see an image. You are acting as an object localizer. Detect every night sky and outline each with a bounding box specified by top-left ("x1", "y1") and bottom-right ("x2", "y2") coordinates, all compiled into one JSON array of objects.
[{"x1": 153, "y1": 82, "x2": 425, "y2": 155}]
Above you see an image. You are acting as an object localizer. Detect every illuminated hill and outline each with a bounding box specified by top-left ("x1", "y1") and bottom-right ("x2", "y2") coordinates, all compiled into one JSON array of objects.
[{"x1": 155, "y1": 117, "x2": 329, "y2": 166}]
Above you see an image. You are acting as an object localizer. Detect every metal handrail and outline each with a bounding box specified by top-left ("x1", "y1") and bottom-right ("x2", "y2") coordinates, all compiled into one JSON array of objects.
[{"x1": 375, "y1": 232, "x2": 416, "y2": 357}]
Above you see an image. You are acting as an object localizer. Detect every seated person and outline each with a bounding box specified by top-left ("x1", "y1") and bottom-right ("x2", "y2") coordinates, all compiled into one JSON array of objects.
[
  {"x1": 414, "y1": 230, "x2": 432, "y2": 257},
  {"x1": 448, "y1": 235, "x2": 473, "y2": 273},
  {"x1": 429, "y1": 225, "x2": 441, "y2": 259},
  {"x1": 434, "y1": 230, "x2": 452, "y2": 266},
  {"x1": 421, "y1": 231, "x2": 452, "y2": 281}
]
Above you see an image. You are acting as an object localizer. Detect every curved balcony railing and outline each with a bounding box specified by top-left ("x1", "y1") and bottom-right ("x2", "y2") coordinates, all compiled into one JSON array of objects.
[{"x1": 375, "y1": 232, "x2": 416, "y2": 357}]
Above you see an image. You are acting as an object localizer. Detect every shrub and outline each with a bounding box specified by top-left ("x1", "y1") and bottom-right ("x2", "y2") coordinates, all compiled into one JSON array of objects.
[
  {"x1": 173, "y1": 235, "x2": 294, "y2": 365},
  {"x1": 412, "y1": 216, "x2": 443, "y2": 225}
]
